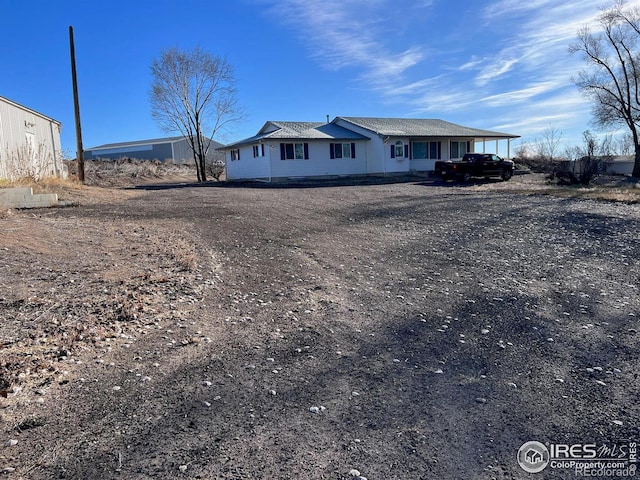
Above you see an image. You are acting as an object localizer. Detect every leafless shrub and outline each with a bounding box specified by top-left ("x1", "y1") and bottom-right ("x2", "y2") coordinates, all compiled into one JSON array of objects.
[
  {"x1": 205, "y1": 161, "x2": 225, "y2": 181},
  {"x1": 0, "y1": 141, "x2": 63, "y2": 182},
  {"x1": 556, "y1": 156, "x2": 606, "y2": 185}
]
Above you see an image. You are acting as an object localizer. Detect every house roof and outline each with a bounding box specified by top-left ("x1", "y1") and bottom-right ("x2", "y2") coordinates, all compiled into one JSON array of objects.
[
  {"x1": 337, "y1": 117, "x2": 519, "y2": 139},
  {"x1": 219, "y1": 116, "x2": 520, "y2": 150},
  {"x1": 88, "y1": 136, "x2": 222, "y2": 151},
  {"x1": 219, "y1": 121, "x2": 368, "y2": 149}
]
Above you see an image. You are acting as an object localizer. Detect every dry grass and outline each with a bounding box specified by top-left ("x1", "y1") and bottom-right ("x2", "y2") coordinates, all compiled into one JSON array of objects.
[
  {"x1": 66, "y1": 159, "x2": 198, "y2": 186},
  {"x1": 3, "y1": 163, "x2": 640, "y2": 209},
  {"x1": 1, "y1": 160, "x2": 203, "y2": 209},
  {"x1": 469, "y1": 172, "x2": 640, "y2": 203}
]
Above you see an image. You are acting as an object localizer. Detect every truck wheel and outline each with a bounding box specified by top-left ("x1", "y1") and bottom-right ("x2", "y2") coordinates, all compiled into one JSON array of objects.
[
  {"x1": 501, "y1": 169, "x2": 513, "y2": 181},
  {"x1": 460, "y1": 172, "x2": 471, "y2": 182}
]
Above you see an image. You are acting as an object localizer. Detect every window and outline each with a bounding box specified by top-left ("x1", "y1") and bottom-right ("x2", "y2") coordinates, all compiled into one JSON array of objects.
[
  {"x1": 330, "y1": 143, "x2": 356, "y2": 159},
  {"x1": 411, "y1": 141, "x2": 441, "y2": 159},
  {"x1": 230, "y1": 149, "x2": 240, "y2": 161},
  {"x1": 390, "y1": 141, "x2": 409, "y2": 159},
  {"x1": 252, "y1": 144, "x2": 265, "y2": 157},
  {"x1": 395, "y1": 141, "x2": 404, "y2": 158},
  {"x1": 450, "y1": 141, "x2": 470, "y2": 159},
  {"x1": 280, "y1": 142, "x2": 309, "y2": 160},
  {"x1": 412, "y1": 142, "x2": 427, "y2": 159},
  {"x1": 430, "y1": 142, "x2": 439, "y2": 159}
]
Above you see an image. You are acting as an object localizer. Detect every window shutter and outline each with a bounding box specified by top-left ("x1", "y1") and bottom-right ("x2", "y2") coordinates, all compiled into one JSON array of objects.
[
  {"x1": 330, "y1": 143, "x2": 335, "y2": 159},
  {"x1": 253, "y1": 146, "x2": 256, "y2": 158},
  {"x1": 280, "y1": 143, "x2": 285, "y2": 160},
  {"x1": 437, "y1": 142, "x2": 441, "y2": 159},
  {"x1": 261, "y1": 144, "x2": 265, "y2": 156},
  {"x1": 467, "y1": 141, "x2": 471, "y2": 152},
  {"x1": 390, "y1": 145, "x2": 395, "y2": 158},
  {"x1": 237, "y1": 149, "x2": 240, "y2": 160},
  {"x1": 404, "y1": 144, "x2": 409, "y2": 158},
  {"x1": 304, "y1": 143, "x2": 309, "y2": 160},
  {"x1": 351, "y1": 143, "x2": 355, "y2": 158}
]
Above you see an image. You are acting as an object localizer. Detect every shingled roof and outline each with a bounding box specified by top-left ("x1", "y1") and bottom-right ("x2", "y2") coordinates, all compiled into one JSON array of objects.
[
  {"x1": 338, "y1": 117, "x2": 519, "y2": 139},
  {"x1": 219, "y1": 117, "x2": 519, "y2": 150},
  {"x1": 220, "y1": 121, "x2": 369, "y2": 149}
]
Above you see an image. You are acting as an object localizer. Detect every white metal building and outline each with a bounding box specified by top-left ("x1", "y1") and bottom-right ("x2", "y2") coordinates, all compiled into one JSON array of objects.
[
  {"x1": 0, "y1": 95, "x2": 63, "y2": 181},
  {"x1": 85, "y1": 136, "x2": 225, "y2": 164}
]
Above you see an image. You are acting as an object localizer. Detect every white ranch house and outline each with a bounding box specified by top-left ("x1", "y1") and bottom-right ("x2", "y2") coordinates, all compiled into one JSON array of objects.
[{"x1": 219, "y1": 117, "x2": 519, "y2": 181}]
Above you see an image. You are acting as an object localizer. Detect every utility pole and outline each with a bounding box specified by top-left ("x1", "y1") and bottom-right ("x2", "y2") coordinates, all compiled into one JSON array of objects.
[{"x1": 69, "y1": 26, "x2": 85, "y2": 183}]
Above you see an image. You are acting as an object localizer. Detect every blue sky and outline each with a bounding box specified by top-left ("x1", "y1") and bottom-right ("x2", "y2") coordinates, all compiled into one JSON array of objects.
[{"x1": 1, "y1": 0, "x2": 633, "y2": 157}]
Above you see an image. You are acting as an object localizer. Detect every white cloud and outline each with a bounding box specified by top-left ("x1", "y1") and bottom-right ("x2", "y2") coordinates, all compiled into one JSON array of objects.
[
  {"x1": 479, "y1": 83, "x2": 556, "y2": 106},
  {"x1": 384, "y1": 76, "x2": 445, "y2": 96},
  {"x1": 458, "y1": 56, "x2": 485, "y2": 71},
  {"x1": 263, "y1": 0, "x2": 426, "y2": 86},
  {"x1": 475, "y1": 58, "x2": 519, "y2": 86},
  {"x1": 258, "y1": 0, "x2": 637, "y2": 149}
]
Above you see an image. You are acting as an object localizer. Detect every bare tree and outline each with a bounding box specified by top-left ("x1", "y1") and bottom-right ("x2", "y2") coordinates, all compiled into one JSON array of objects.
[
  {"x1": 617, "y1": 131, "x2": 635, "y2": 154},
  {"x1": 534, "y1": 126, "x2": 563, "y2": 162},
  {"x1": 513, "y1": 142, "x2": 531, "y2": 159},
  {"x1": 582, "y1": 130, "x2": 598, "y2": 156},
  {"x1": 150, "y1": 46, "x2": 242, "y2": 182},
  {"x1": 570, "y1": 0, "x2": 640, "y2": 177},
  {"x1": 564, "y1": 144, "x2": 582, "y2": 160},
  {"x1": 598, "y1": 132, "x2": 616, "y2": 155}
]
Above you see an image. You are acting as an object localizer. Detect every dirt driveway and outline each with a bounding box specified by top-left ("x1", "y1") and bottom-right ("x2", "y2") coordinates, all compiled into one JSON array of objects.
[{"x1": 1, "y1": 178, "x2": 640, "y2": 479}]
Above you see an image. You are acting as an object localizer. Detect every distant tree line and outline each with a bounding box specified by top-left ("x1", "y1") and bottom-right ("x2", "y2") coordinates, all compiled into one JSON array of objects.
[{"x1": 513, "y1": 126, "x2": 633, "y2": 184}]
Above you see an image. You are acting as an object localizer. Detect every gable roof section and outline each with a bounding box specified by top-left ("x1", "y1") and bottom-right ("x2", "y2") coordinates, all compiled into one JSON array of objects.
[
  {"x1": 220, "y1": 121, "x2": 368, "y2": 149},
  {"x1": 337, "y1": 117, "x2": 519, "y2": 139},
  {"x1": 0, "y1": 95, "x2": 61, "y2": 126},
  {"x1": 88, "y1": 136, "x2": 223, "y2": 151},
  {"x1": 88, "y1": 136, "x2": 186, "y2": 150}
]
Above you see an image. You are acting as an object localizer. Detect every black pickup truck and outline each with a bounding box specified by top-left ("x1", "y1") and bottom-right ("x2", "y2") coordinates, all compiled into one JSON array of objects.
[{"x1": 435, "y1": 153, "x2": 515, "y2": 182}]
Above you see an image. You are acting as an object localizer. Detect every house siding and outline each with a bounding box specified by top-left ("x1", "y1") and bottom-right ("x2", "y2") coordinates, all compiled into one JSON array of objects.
[
  {"x1": 0, "y1": 97, "x2": 63, "y2": 181},
  {"x1": 332, "y1": 119, "x2": 383, "y2": 174},
  {"x1": 270, "y1": 141, "x2": 367, "y2": 178},
  {"x1": 226, "y1": 144, "x2": 271, "y2": 180},
  {"x1": 385, "y1": 137, "x2": 410, "y2": 174},
  {"x1": 225, "y1": 141, "x2": 369, "y2": 180}
]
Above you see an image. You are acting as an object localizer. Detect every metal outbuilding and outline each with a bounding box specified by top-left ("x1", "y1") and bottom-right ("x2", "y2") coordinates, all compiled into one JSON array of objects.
[
  {"x1": 0, "y1": 95, "x2": 64, "y2": 181},
  {"x1": 85, "y1": 136, "x2": 225, "y2": 164}
]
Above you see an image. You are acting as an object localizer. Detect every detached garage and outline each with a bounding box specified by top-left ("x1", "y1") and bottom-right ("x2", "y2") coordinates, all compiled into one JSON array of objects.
[{"x1": 0, "y1": 95, "x2": 64, "y2": 181}]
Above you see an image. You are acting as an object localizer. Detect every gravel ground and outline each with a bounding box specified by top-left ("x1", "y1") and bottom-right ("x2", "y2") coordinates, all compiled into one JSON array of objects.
[{"x1": 1, "y1": 176, "x2": 640, "y2": 479}]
